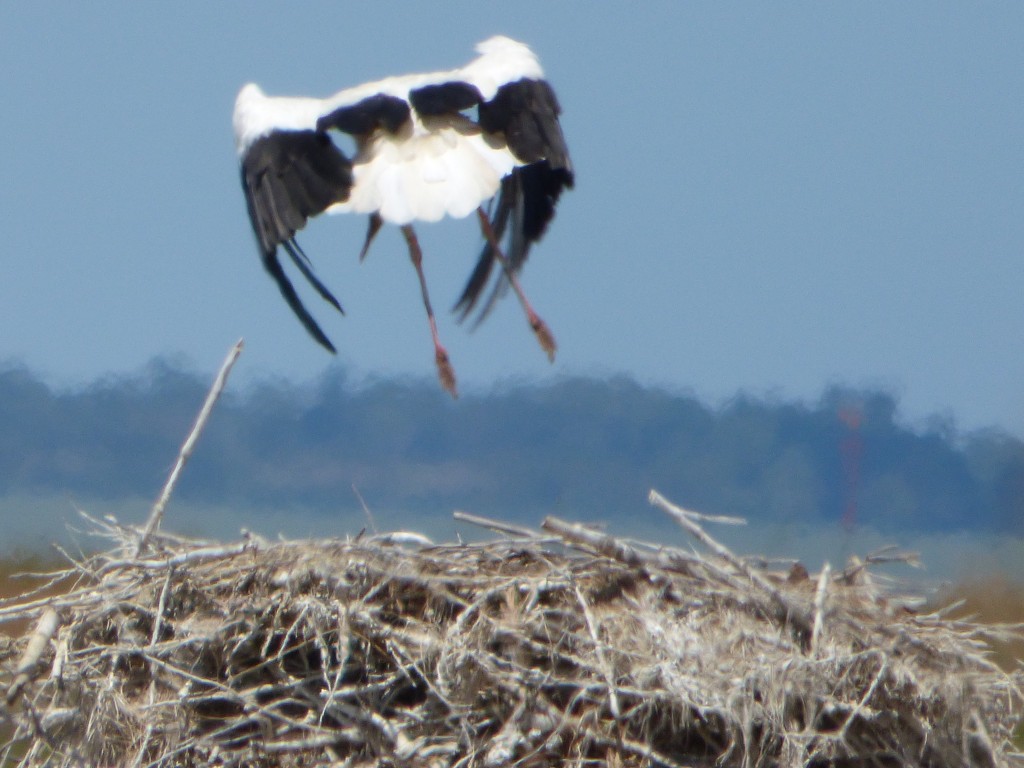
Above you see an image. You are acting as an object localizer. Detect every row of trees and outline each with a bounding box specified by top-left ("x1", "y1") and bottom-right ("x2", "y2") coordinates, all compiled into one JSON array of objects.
[{"x1": 2, "y1": 361, "x2": 1022, "y2": 534}]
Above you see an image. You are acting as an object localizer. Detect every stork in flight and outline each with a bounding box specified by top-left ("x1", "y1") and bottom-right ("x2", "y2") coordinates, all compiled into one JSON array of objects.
[{"x1": 233, "y1": 36, "x2": 574, "y2": 397}]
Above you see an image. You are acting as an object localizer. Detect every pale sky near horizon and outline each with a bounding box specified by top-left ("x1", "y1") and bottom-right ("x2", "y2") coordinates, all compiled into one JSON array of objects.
[{"x1": 1, "y1": 3, "x2": 1022, "y2": 436}]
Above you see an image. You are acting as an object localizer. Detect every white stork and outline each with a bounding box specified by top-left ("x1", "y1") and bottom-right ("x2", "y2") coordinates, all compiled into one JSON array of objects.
[{"x1": 233, "y1": 36, "x2": 573, "y2": 397}]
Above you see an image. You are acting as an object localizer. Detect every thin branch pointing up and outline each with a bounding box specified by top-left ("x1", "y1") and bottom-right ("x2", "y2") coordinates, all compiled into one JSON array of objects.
[{"x1": 134, "y1": 338, "x2": 244, "y2": 558}]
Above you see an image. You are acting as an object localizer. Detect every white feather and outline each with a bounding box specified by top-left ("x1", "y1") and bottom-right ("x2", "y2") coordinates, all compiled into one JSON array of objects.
[
  {"x1": 232, "y1": 84, "x2": 323, "y2": 155},
  {"x1": 462, "y1": 35, "x2": 544, "y2": 99}
]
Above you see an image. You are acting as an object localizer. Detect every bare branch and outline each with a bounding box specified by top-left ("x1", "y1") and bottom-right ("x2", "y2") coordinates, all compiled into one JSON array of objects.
[
  {"x1": 649, "y1": 488, "x2": 813, "y2": 639},
  {"x1": 134, "y1": 338, "x2": 244, "y2": 557}
]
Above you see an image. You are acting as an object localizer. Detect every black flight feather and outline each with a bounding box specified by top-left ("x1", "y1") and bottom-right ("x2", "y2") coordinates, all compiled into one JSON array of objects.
[{"x1": 240, "y1": 129, "x2": 353, "y2": 351}]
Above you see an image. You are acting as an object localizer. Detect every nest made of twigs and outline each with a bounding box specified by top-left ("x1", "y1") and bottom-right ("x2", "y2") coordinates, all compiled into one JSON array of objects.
[{"x1": 1, "y1": 493, "x2": 1022, "y2": 768}]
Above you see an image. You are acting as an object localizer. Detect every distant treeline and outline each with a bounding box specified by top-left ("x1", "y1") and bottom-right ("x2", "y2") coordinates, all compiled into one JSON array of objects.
[{"x1": 1, "y1": 361, "x2": 1022, "y2": 534}]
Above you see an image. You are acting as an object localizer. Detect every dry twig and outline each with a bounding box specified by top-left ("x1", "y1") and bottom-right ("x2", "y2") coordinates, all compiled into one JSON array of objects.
[{"x1": 134, "y1": 338, "x2": 244, "y2": 558}]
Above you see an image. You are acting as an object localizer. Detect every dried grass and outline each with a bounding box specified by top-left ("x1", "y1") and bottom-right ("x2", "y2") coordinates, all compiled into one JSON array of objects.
[{"x1": 0, "y1": 495, "x2": 1021, "y2": 768}]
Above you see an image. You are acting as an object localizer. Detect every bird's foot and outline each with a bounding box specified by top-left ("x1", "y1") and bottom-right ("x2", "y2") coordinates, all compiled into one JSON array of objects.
[
  {"x1": 530, "y1": 315, "x2": 557, "y2": 363},
  {"x1": 435, "y1": 347, "x2": 458, "y2": 399}
]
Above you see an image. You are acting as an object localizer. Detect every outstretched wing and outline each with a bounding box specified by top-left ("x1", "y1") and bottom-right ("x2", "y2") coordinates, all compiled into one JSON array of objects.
[
  {"x1": 240, "y1": 130, "x2": 353, "y2": 352},
  {"x1": 454, "y1": 78, "x2": 574, "y2": 324}
]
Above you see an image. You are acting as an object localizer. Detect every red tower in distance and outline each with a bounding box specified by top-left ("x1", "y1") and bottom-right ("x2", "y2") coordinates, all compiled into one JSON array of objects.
[{"x1": 838, "y1": 403, "x2": 863, "y2": 532}]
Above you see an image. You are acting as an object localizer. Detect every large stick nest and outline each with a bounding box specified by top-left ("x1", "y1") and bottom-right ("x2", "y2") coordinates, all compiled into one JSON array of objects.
[{"x1": 1, "y1": 499, "x2": 1022, "y2": 768}]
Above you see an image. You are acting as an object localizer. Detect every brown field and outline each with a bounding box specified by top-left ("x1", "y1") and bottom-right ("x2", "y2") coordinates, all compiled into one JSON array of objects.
[
  {"x1": 1, "y1": 554, "x2": 71, "y2": 766},
  {"x1": 929, "y1": 576, "x2": 1024, "y2": 672},
  {"x1": 929, "y1": 577, "x2": 1024, "y2": 750},
  {"x1": 0, "y1": 554, "x2": 71, "y2": 638}
]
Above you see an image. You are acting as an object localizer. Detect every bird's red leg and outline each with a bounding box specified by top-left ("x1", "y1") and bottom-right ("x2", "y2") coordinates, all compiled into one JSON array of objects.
[
  {"x1": 401, "y1": 225, "x2": 457, "y2": 398},
  {"x1": 475, "y1": 207, "x2": 557, "y2": 362},
  {"x1": 358, "y1": 213, "x2": 383, "y2": 262}
]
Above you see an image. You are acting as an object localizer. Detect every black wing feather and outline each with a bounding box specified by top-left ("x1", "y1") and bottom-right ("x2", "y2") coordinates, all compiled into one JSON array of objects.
[
  {"x1": 478, "y1": 78, "x2": 572, "y2": 171},
  {"x1": 317, "y1": 94, "x2": 411, "y2": 135},
  {"x1": 452, "y1": 174, "x2": 514, "y2": 322},
  {"x1": 240, "y1": 129, "x2": 353, "y2": 351},
  {"x1": 455, "y1": 79, "x2": 574, "y2": 324},
  {"x1": 282, "y1": 240, "x2": 343, "y2": 314},
  {"x1": 261, "y1": 250, "x2": 337, "y2": 354},
  {"x1": 409, "y1": 81, "x2": 483, "y2": 116}
]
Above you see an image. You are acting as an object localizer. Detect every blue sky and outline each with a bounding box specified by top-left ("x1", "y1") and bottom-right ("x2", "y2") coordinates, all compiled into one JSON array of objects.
[{"x1": 1, "y1": 3, "x2": 1022, "y2": 435}]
